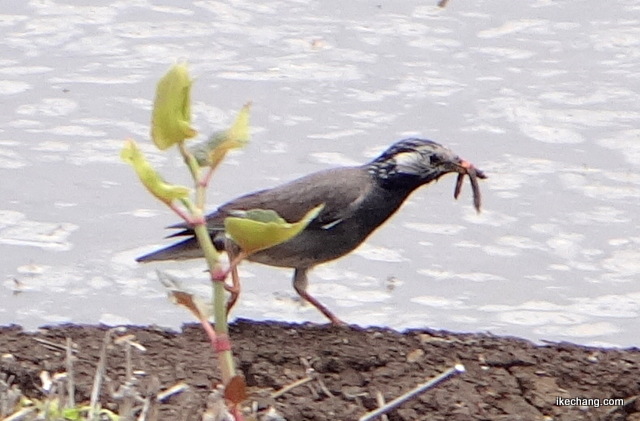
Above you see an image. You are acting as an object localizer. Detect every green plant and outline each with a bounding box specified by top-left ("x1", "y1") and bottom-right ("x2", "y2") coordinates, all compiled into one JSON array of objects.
[{"x1": 122, "y1": 63, "x2": 319, "y2": 419}]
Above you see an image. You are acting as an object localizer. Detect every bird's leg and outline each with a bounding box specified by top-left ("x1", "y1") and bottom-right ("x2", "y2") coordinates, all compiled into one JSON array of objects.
[
  {"x1": 293, "y1": 268, "x2": 345, "y2": 325},
  {"x1": 224, "y1": 238, "x2": 242, "y2": 315}
]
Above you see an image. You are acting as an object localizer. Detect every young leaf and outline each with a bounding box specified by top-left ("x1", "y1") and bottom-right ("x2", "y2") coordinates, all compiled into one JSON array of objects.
[
  {"x1": 158, "y1": 270, "x2": 212, "y2": 320},
  {"x1": 170, "y1": 290, "x2": 210, "y2": 321},
  {"x1": 224, "y1": 204, "x2": 324, "y2": 255},
  {"x1": 121, "y1": 139, "x2": 190, "y2": 203},
  {"x1": 191, "y1": 102, "x2": 252, "y2": 167},
  {"x1": 151, "y1": 63, "x2": 197, "y2": 150}
]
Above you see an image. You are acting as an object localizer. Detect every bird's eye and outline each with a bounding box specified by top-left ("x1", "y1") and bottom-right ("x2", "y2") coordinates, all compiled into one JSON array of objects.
[{"x1": 430, "y1": 154, "x2": 443, "y2": 166}]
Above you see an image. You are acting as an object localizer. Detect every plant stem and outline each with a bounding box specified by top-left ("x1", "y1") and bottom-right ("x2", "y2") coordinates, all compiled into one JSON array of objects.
[
  {"x1": 178, "y1": 142, "x2": 199, "y2": 180},
  {"x1": 179, "y1": 141, "x2": 236, "y2": 385},
  {"x1": 168, "y1": 201, "x2": 194, "y2": 223},
  {"x1": 194, "y1": 221, "x2": 236, "y2": 383},
  {"x1": 201, "y1": 165, "x2": 217, "y2": 189}
]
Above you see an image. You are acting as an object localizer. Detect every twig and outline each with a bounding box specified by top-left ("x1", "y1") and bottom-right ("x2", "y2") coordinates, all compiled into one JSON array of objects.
[
  {"x1": 270, "y1": 376, "x2": 314, "y2": 399},
  {"x1": 3, "y1": 407, "x2": 36, "y2": 421},
  {"x1": 120, "y1": 341, "x2": 135, "y2": 419},
  {"x1": 33, "y1": 337, "x2": 76, "y2": 353},
  {"x1": 137, "y1": 396, "x2": 151, "y2": 421},
  {"x1": 89, "y1": 329, "x2": 115, "y2": 419},
  {"x1": 271, "y1": 357, "x2": 333, "y2": 399},
  {"x1": 314, "y1": 376, "x2": 333, "y2": 398},
  {"x1": 65, "y1": 337, "x2": 75, "y2": 408},
  {"x1": 300, "y1": 357, "x2": 333, "y2": 398},
  {"x1": 358, "y1": 364, "x2": 465, "y2": 421},
  {"x1": 374, "y1": 391, "x2": 389, "y2": 421}
]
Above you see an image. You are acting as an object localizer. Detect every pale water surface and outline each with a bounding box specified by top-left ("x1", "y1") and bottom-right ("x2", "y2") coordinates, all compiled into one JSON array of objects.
[{"x1": 1, "y1": 0, "x2": 639, "y2": 347}]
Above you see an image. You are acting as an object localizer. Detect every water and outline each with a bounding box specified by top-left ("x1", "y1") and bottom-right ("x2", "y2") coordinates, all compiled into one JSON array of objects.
[{"x1": 1, "y1": 0, "x2": 639, "y2": 347}]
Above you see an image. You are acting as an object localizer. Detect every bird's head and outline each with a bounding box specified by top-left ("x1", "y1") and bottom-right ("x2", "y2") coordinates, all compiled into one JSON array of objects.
[{"x1": 367, "y1": 138, "x2": 483, "y2": 188}]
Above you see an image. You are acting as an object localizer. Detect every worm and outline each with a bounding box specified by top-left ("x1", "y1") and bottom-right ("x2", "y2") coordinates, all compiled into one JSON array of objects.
[{"x1": 454, "y1": 166, "x2": 487, "y2": 213}]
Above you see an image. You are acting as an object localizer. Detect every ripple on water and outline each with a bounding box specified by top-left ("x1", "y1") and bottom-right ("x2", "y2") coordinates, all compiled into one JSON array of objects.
[
  {"x1": 411, "y1": 295, "x2": 466, "y2": 309},
  {"x1": 463, "y1": 209, "x2": 517, "y2": 227},
  {"x1": 521, "y1": 124, "x2": 585, "y2": 144},
  {"x1": 407, "y1": 36, "x2": 461, "y2": 52},
  {"x1": 0, "y1": 66, "x2": 53, "y2": 75},
  {"x1": 569, "y1": 294, "x2": 640, "y2": 318},
  {"x1": 10, "y1": 264, "x2": 83, "y2": 293},
  {"x1": 597, "y1": 129, "x2": 640, "y2": 167},
  {"x1": 535, "y1": 322, "x2": 621, "y2": 339},
  {"x1": 495, "y1": 235, "x2": 546, "y2": 250},
  {"x1": 16, "y1": 308, "x2": 72, "y2": 325},
  {"x1": 309, "y1": 152, "x2": 360, "y2": 166},
  {"x1": 313, "y1": 267, "x2": 376, "y2": 290},
  {"x1": 418, "y1": 268, "x2": 503, "y2": 283},
  {"x1": 0, "y1": 147, "x2": 27, "y2": 169},
  {"x1": 31, "y1": 140, "x2": 71, "y2": 152},
  {"x1": 307, "y1": 129, "x2": 364, "y2": 140},
  {"x1": 353, "y1": 244, "x2": 406, "y2": 263},
  {"x1": 17, "y1": 98, "x2": 78, "y2": 117},
  {"x1": 404, "y1": 222, "x2": 466, "y2": 235},
  {"x1": 49, "y1": 74, "x2": 146, "y2": 85},
  {"x1": 477, "y1": 19, "x2": 552, "y2": 38},
  {"x1": 0, "y1": 213, "x2": 78, "y2": 251},
  {"x1": 497, "y1": 310, "x2": 586, "y2": 326},
  {"x1": 602, "y1": 250, "x2": 640, "y2": 280},
  {"x1": 0, "y1": 80, "x2": 30, "y2": 95},
  {"x1": 474, "y1": 47, "x2": 537, "y2": 60},
  {"x1": 567, "y1": 180, "x2": 640, "y2": 201},
  {"x1": 99, "y1": 313, "x2": 133, "y2": 326},
  {"x1": 566, "y1": 206, "x2": 630, "y2": 225},
  {"x1": 546, "y1": 232, "x2": 584, "y2": 260},
  {"x1": 395, "y1": 75, "x2": 466, "y2": 99},
  {"x1": 539, "y1": 87, "x2": 637, "y2": 105},
  {"x1": 482, "y1": 245, "x2": 520, "y2": 257}
]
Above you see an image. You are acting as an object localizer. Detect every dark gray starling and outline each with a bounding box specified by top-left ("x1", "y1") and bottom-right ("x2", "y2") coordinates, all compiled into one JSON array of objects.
[{"x1": 137, "y1": 138, "x2": 486, "y2": 324}]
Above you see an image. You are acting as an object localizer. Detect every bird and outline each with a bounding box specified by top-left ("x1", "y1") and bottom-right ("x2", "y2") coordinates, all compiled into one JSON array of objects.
[{"x1": 137, "y1": 138, "x2": 486, "y2": 324}]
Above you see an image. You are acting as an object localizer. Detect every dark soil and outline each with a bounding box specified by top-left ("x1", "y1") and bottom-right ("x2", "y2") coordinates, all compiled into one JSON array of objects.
[{"x1": 1, "y1": 320, "x2": 640, "y2": 420}]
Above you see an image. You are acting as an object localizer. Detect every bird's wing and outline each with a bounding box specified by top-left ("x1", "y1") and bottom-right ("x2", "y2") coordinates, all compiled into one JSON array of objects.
[
  {"x1": 169, "y1": 166, "x2": 373, "y2": 236},
  {"x1": 218, "y1": 167, "x2": 373, "y2": 228}
]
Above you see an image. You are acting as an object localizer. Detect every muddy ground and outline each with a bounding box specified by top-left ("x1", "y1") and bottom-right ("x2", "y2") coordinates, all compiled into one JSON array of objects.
[{"x1": 1, "y1": 319, "x2": 639, "y2": 420}]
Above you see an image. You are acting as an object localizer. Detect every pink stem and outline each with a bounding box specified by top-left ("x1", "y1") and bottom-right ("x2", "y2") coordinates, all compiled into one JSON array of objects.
[{"x1": 168, "y1": 202, "x2": 195, "y2": 224}]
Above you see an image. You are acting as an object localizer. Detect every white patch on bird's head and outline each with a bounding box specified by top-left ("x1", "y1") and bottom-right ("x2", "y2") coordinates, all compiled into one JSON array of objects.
[{"x1": 393, "y1": 151, "x2": 430, "y2": 176}]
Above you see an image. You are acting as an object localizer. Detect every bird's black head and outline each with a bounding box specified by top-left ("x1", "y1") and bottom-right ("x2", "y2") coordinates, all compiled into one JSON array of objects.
[{"x1": 367, "y1": 138, "x2": 468, "y2": 188}]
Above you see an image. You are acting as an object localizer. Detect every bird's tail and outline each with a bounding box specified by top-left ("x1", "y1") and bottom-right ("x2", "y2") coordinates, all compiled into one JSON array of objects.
[{"x1": 136, "y1": 237, "x2": 205, "y2": 262}]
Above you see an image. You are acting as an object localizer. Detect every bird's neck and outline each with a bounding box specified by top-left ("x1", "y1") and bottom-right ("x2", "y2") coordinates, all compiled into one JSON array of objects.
[{"x1": 351, "y1": 173, "x2": 423, "y2": 234}]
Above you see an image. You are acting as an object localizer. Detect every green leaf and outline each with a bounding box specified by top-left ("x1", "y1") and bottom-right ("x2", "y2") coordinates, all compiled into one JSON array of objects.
[
  {"x1": 151, "y1": 63, "x2": 197, "y2": 150},
  {"x1": 62, "y1": 407, "x2": 82, "y2": 420},
  {"x1": 98, "y1": 408, "x2": 120, "y2": 420},
  {"x1": 191, "y1": 102, "x2": 251, "y2": 167},
  {"x1": 121, "y1": 139, "x2": 190, "y2": 203},
  {"x1": 227, "y1": 208, "x2": 282, "y2": 223},
  {"x1": 224, "y1": 204, "x2": 324, "y2": 255}
]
